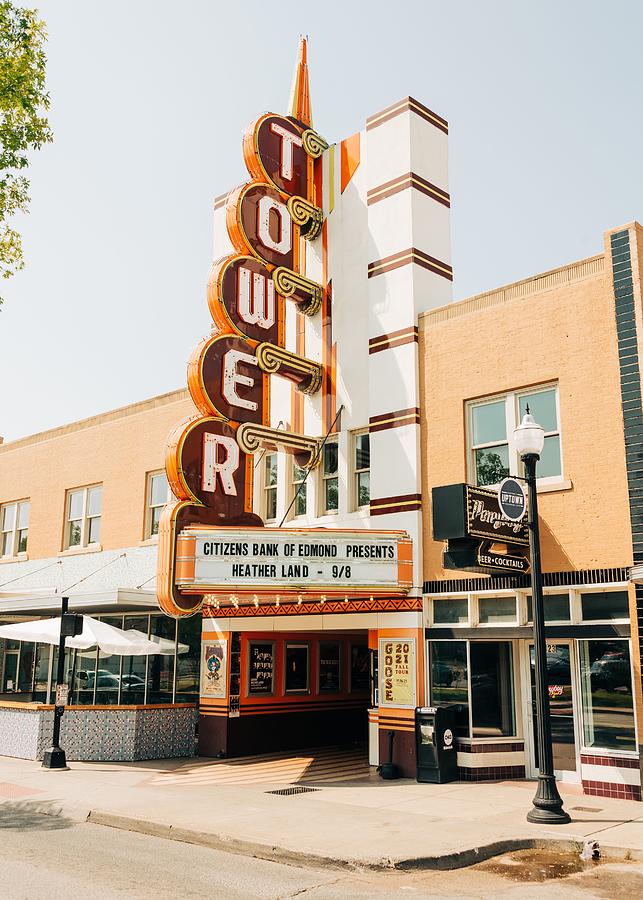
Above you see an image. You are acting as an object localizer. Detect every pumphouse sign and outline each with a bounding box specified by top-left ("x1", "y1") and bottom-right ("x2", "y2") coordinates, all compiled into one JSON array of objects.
[
  {"x1": 174, "y1": 529, "x2": 413, "y2": 595},
  {"x1": 432, "y1": 482, "x2": 530, "y2": 574}
]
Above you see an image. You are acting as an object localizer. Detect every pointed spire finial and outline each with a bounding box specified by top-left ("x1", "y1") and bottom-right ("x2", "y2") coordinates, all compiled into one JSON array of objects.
[{"x1": 288, "y1": 35, "x2": 312, "y2": 127}]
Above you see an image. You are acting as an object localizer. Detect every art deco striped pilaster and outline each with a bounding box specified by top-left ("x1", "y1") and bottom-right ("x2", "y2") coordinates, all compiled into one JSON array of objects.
[{"x1": 365, "y1": 96, "x2": 453, "y2": 593}]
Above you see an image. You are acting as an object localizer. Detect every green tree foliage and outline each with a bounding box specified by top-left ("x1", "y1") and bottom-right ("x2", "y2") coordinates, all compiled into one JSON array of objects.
[
  {"x1": 0, "y1": 2, "x2": 52, "y2": 303},
  {"x1": 476, "y1": 450, "x2": 509, "y2": 487}
]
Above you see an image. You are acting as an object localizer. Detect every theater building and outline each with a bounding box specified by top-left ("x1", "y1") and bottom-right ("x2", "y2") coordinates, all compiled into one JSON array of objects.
[
  {"x1": 421, "y1": 222, "x2": 643, "y2": 799},
  {"x1": 156, "y1": 40, "x2": 452, "y2": 775},
  {"x1": 2, "y1": 40, "x2": 642, "y2": 795}
]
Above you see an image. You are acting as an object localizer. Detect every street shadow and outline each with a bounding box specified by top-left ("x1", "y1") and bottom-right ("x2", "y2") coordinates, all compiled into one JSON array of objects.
[{"x1": 0, "y1": 800, "x2": 74, "y2": 831}]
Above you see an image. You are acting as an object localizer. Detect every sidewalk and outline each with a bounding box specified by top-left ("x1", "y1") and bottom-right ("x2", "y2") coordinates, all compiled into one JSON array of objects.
[{"x1": 1, "y1": 752, "x2": 643, "y2": 870}]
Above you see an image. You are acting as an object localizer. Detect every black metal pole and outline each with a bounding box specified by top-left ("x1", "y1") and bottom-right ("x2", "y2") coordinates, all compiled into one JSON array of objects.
[
  {"x1": 42, "y1": 596, "x2": 69, "y2": 769},
  {"x1": 524, "y1": 455, "x2": 570, "y2": 824}
]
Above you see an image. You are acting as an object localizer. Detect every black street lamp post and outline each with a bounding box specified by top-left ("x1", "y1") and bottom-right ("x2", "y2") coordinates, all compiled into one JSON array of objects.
[
  {"x1": 42, "y1": 596, "x2": 71, "y2": 770},
  {"x1": 514, "y1": 411, "x2": 571, "y2": 825}
]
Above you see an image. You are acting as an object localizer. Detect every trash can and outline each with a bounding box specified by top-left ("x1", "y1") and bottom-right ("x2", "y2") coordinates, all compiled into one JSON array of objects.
[{"x1": 415, "y1": 706, "x2": 458, "y2": 783}]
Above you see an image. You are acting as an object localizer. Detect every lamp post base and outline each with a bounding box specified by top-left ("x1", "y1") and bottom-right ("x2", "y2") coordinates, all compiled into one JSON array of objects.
[
  {"x1": 526, "y1": 775, "x2": 571, "y2": 825},
  {"x1": 42, "y1": 747, "x2": 68, "y2": 770}
]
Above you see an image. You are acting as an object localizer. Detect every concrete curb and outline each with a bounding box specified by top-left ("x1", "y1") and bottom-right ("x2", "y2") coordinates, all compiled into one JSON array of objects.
[
  {"x1": 5, "y1": 797, "x2": 643, "y2": 872},
  {"x1": 84, "y1": 809, "x2": 643, "y2": 871}
]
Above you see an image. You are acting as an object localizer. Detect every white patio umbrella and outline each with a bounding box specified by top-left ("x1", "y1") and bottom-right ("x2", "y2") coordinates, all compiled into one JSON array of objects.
[
  {"x1": 0, "y1": 616, "x2": 166, "y2": 656},
  {"x1": 125, "y1": 629, "x2": 190, "y2": 655}
]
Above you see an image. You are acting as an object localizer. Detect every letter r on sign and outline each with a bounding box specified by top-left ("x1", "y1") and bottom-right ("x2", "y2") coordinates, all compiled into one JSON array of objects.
[{"x1": 202, "y1": 432, "x2": 239, "y2": 495}]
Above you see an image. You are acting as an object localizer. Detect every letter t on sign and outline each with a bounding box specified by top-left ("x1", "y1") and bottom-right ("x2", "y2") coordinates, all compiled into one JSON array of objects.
[{"x1": 202, "y1": 432, "x2": 239, "y2": 495}]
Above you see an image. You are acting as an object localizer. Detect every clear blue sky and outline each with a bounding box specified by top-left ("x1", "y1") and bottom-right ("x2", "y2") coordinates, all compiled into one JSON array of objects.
[{"x1": 2, "y1": 0, "x2": 642, "y2": 440}]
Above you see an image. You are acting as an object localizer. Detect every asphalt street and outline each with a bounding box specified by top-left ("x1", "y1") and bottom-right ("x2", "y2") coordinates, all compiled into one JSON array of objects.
[{"x1": 2, "y1": 806, "x2": 643, "y2": 899}]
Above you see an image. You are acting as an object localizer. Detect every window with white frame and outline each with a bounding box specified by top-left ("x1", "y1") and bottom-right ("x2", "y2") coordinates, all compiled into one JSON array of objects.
[
  {"x1": 1, "y1": 500, "x2": 29, "y2": 558},
  {"x1": 468, "y1": 384, "x2": 562, "y2": 487},
  {"x1": 353, "y1": 431, "x2": 370, "y2": 509},
  {"x1": 321, "y1": 439, "x2": 338, "y2": 514},
  {"x1": 145, "y1": 471, "x2": 170, "y2": 538},
  {"x1": 264, "y1": 453, "x2": 278, "y2": 522},
  {"x1": 64, "y1": 485, "x2": 102, "y2": 549},
  {"x1": 291, "y1": 461, "x2": 307, "y2": 517}
]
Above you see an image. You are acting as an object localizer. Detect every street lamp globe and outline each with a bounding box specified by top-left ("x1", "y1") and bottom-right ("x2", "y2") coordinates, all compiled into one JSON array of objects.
[{"x1": 513, "y1": 409, "x2": 545, "y2": 458}]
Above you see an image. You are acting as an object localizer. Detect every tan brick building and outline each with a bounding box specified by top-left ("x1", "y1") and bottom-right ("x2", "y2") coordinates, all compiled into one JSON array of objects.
[
  {"x1": 0, "y1": 391, "x2": 201, "y2": 761},
  {"x1": 420, "y1": 222, "x2": 643, "y2": 799}
]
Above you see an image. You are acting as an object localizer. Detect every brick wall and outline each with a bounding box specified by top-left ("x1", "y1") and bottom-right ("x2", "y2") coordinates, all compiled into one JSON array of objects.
[
  {"x1": 0, "y1": 390, "x2": 194, "y2": 560},
  {"x1": 419, "y1": 246, "x2": 633, "y2": 581}
]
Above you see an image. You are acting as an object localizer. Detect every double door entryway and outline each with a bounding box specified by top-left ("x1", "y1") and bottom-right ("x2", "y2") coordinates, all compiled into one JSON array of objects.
[{"x1": 520, "y1": 639, "x2": 580, "y2": 783}]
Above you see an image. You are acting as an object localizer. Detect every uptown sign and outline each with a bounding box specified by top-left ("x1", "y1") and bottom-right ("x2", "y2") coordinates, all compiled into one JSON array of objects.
[{"x1": 432, "y1": 482, "x2": 530, "y2": 575}]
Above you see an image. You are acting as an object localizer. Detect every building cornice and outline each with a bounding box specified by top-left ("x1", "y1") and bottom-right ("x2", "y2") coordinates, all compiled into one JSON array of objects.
[
  {"x1": 0, "y1": 388, "x2": 190, "y2": 453},
  {"x1": 420, "y1": 253, "x2": 605, "y2": 325}
]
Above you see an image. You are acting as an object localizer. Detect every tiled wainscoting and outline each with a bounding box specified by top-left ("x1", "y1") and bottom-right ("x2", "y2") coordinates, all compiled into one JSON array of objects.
[
  {"x1": 580, "y1": 753, "x2": 642, "y2": 801},
  {"x1": 456, "y1": 740, "x2": 526, "y2": 781},
  {"x1": 0, "y1": 703, "x2": 197, "y2": 761}
]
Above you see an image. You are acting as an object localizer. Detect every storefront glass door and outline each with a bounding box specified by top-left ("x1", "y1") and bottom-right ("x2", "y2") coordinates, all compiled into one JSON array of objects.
[{"x1": 526, "y1": 641, "x2": 579, "y2": 781}]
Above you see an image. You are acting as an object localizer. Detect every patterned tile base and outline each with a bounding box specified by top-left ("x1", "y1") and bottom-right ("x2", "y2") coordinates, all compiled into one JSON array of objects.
[{"x1": 0, "y1": 706, "x2": 197, "y2": 762}]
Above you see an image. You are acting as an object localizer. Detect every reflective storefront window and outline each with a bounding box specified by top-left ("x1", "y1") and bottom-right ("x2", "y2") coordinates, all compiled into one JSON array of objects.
[
  {"x1": 73, "y1": 648, "x2": 98, "y2": 705},
  {"x1": 527, "y1": 593, "x2": 571, "y2": 623},
  {"x1": 17, "y1": 642, "x2": 35, "y2": 693},
  {"x1": 581, "y1": 591, "x2": 629, "y2": 622},
  {"x1": 429, "y1": 641, "x2": 469, "y2": 736},
  {"x1": 471, "y1": 642, "x2": 515, "y2": 737},
  {"x1": 96, "y1": 616, "x2": 124, "y2": 705},
  {"x1": 433, "y1": 598, "x2": 468, "y2": 624},
  {"x1": 147, "y1": 615, "x2": 176, "y2": 704},
  {"x1": 478, "y1": 597, "x2": 516, "y2": 624},
  {"x1": 33, "y1": 644, "x2": 51, "y2": 702},
  {"x1": 175, "y1": 615, "x2": 201, "y2": 703},
  {"x1": 121, "y1": 615, "x2": 149, "y2": 704},
  {"x1": 579, "y1": 640, "x2": 636, "y2": 752}
]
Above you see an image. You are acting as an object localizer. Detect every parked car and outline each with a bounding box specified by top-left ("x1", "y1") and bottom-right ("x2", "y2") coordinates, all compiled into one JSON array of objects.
[{"x1": 590, "y1": 651, "x2": 630, "y2": 691}]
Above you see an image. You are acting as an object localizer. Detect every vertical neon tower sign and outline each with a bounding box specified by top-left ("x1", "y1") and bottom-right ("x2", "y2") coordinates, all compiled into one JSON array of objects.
[{"x1": 157, "y1": 39, "x2": 329, "y2": 616}]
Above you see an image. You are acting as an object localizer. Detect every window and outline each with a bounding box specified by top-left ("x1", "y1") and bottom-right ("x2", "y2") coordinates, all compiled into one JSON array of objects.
[
  {"x1": 581, "y1": 590, "x2": 629, "y2": 622},
  {"x1": 468, "y1": 385, "x2": 562, "y2": 487},
  {"x1": 429, "y1": 641, "x2": 469, "y2": 736},
  {"x1": 428, "y1": 640, "x2": 516, "y2": 738},
  {"x1": 478, "y1": 596, "x2": 516, "y2": 624},
  {"x1": 120, "y1": 615, "x2": 148, "y2": 704},
  {"x1": 264, "y1": 453, "x2": 278, "y2": 521},
  {"x1": 470, "y1": 642, "x2": 515, "y2": 738},
  {"x1": 527, "y1": 593, "x2": 571, "y2": 623},
  {"x1": 284, "y1": 643, "x2": 309, "y2": 692},
  {"x1": 321, "y1": 440, "x2": 338, "y2": 514},
  {"x1": 64, "y1": 484, "x2": 102, "y2": 549},
  {"x1": 470, "y1": 399, "x2": 510, "y2": 487},
  {"x1": 350, "y1": 643, "x2": 369, "y2": 691},
  {"x1": 291, "y1": 462, "x2": 307, "y2": 517},
  {"x1": 354, "y1": 431, "x2": 370, "y2": 508},
  {"x1": 579, "y1": 640, "x2": 636, "y2": 751},
  {"x1": 318, "y1": 642, "x2": 341, "y2": 692},
  {"x1": 147, "y1": 615, "x2": 176, "y2": 703},
  {"x1": 433, "y1": 598, "x2": 468, "y2": 624},
  {"x1": 1, "y1": 500, "x2": 29, "y2": 557},
  {"x1": 146, "y1": 471, "x2": 170, "y2": 538}
]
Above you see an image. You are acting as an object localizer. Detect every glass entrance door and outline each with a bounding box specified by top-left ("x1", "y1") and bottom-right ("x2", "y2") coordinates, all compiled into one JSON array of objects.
[{"x1": 527, "y1": 641, "x2": 579, "y2": 779}]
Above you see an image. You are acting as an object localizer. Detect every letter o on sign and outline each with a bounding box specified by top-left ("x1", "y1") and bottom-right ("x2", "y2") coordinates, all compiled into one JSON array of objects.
[{"x1": 498, "y1": 477, "x2": 526, "y2": 521}]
